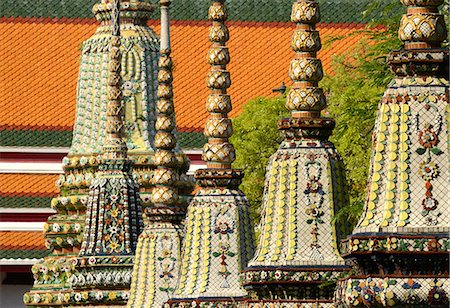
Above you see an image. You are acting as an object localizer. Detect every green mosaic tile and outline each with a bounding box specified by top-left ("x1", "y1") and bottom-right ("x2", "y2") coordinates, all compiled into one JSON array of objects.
[
  {"x1": 178, "y1": 131, "x2": 207, "y2": 149},
  {"x1": 0, "y1": 129, "x2": 73, "y2": 147}
]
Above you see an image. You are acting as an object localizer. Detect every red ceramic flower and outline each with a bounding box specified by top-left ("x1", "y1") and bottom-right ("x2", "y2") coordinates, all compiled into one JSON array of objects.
[
  {"x1": 418, "y1": 128, "x2": 438, "y2": 148},
  {"x1": 422, "y1": 197, "x2": 438, "y2": 211}
]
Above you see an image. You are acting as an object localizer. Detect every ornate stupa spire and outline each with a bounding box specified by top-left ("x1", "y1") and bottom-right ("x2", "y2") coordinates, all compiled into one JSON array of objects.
[
  {"x1": 202, "y1": 1, "x2": 235, "y2": 169},
  {"x1": 24, "y1": 0, "x2": 192, "y2": 306},
  {"x1": 335, "y1": 1, "x2": 449, "y2": 307},
  {"x1": 101, "y1": 0, "x2": 128, "y2": 160},
  {"x1": 127, "y1": 1, "x2": 186, "y2": 306},
  {"x1": 241, "y1": 0, "x2": 350, "y2": 305},
  {"x1": 65, "y1": 0, "x2": 144, "y2": 305},
  {"x1": 167, "y1": 0, "x2": 255, "y2": 306}
]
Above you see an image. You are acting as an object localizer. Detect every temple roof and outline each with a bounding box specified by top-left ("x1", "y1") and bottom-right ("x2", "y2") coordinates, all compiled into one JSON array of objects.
[
  {"x1": 0, "y1": 0, "x2": 389, "y2": 267},
  {"x1": 0, "y1": 231, "x2": 48, "y2": 262},
  {"x1": 1, "y1": 14, "x2": 368, "y2": 149},
  {"x1": 2, "y1": 0, "x2": 390, "y2": 23},
  {"x1": 0, "y1": 174, "x2": 58, "y2": 196}
]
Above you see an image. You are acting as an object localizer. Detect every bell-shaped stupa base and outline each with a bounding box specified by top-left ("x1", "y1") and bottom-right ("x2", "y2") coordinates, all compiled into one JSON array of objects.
[
  {"x1": 167, "y1": 170, "x2": 255, "y2": 307},
  {"x1": 335, "y1": 73, "x2": 450, "y2": 308},
  {"x1": 335, "y1": 1, "x2": 450, "y2": 299},
  {"x1": 241, "y1": 0, "x2": 351, "y2": 303},
  {"x1": 64, "y1": 158, "x2": 143, "y2": 306},
  {"x1": 242, "y1": 138, "x2": 350, "y2": 304},
  {"x1": 126, "y1": 222, "x2": 184, "y2": 307}
]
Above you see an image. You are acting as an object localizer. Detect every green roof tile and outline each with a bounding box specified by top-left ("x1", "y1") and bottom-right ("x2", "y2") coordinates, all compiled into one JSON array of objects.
[
  {"x1": 0, "y1": 249, "x2": 49, "y2": 260},
  {"x1": 0, "y1": 129, "x2": 73, "y2": 148},
  {"x1": 0, "y1": 196, "x2": 52, "y2": 209},
  {"x1": 178, "y1": 131, "x2": 207, "y2": 150},
  {"x1": 1, "y1": 0, "x2": 393, "y2": 24},
  {"x1": 0, "y1": 129, "x2": 206, "y2": 150}
]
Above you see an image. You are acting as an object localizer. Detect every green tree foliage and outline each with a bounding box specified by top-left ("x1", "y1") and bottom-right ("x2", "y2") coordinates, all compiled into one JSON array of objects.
[
  {"x1": 230, "y1": 96, "x2": 289, "y2": 222},
  {"x1": 232, "y1": 1, "x2": 449, "y2": 229},
  {"x1": 232, "y1": 3, "x2": 404, "y2": 228}
]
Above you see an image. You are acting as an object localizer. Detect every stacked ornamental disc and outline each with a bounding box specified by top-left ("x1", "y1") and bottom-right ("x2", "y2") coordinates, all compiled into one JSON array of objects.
[
  {"x1": 127, "y1": 1, "x2": 188, "y2": 306},
  {"x1": 23, "y1": 0, "x2": 192, "y2": 307}
]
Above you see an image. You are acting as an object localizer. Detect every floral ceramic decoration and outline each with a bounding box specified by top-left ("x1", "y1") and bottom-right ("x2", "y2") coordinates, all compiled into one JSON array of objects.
[
  {"x1": 336, "y1": 0, "x2": 449, "y2": 306},
  {"x1": 242, "y1": 0, "x2": 350, "y2": 305},
  {"x1": 167, "y1": 1, "x2": 255, "y2": 306}
]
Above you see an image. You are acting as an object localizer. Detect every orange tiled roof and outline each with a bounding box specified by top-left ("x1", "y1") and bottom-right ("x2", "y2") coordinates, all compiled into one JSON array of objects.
[
  {"x1": 0, "y1": 231, "x2": 46, "y2": 251},
  {"x1": 0, "y1": 174, "x2": 59, "y2": 197},
  {"x1": 0, "y1": 18, "x2": 96, "y2": 131},
  {"x1": 1, "y1": 17, "x2": 365, "y2": 132}
]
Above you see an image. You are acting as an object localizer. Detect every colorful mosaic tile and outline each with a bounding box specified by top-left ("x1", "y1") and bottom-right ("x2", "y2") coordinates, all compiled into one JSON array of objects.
[
  {"x1": 336, "y1": 0, "x2": 449, "y2": 306},
  {"x1": 24, "y1": 1, "x2": 192, "y2": 307},
  {"x1": 241, "y1": 0, "x2": 350, "y2": 305},
  {"x1": 127, "y1": 2, "x2": 191, "y2": 306},
  {"x1": 168, "y1": 1, "x2": 255, "y2": 306}
]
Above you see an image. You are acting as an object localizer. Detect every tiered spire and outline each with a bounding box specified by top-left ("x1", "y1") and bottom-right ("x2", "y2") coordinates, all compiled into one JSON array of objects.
[
  {"x1": 69, "y1": 0, "x2": 193, "y2": 225},
  {"x1": 24, "y1": 0, "x2": 194, "y2": 306},
  {"x1": 286, "y1": 0, "x2": 324, "y2": 118},
  {"x1": 66, "y1": 0, "x2": 144, "y2": 305},
  {"x1": 202, "y1": 0, "x2": 235, "y2": 169},
  {"x1": 149, "y1": 0, "x2": 183, "y2": 221},
  {"x1": 102, "y1": 0, "x2": 127, "y2": 159},
  {"x1": 279, "y1": 0, "x2": 335, "y2": 139},
  {"x1": 127, "y1": 1, "x2": 186, "y2": 306},
  {"x1": 167, "y1": 0, "x2": 255, "y2": 306},
  {"x1": 335, "y1": 0, "x2": 449, "y2": 306},
  {"x1": 241, "y1": 0, "x2": 350, "y2": 305}
]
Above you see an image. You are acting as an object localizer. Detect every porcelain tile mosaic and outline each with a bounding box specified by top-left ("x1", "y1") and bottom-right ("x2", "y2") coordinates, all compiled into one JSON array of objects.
[
  {"x1": 335, "y1": 0, "x2": 449, "y2": 307},
  {"x1": 62, "y1": 1, "x2": 146, "y2": 306},
  {"x1": 167, "y1": 1, "x2": 255, "y2": 306},
  {"x1": 241, "y1": 0, "x2": 350, "y2": 305},
  {"x1": 1, "y1": 14, "x2": 369, "y2": 149},
  {"x1": 127, "y1": 1, "x2": 189, "y2": 307},
  {"x1": 23, "y1": 1, "x2": 193, "y2": 307}
]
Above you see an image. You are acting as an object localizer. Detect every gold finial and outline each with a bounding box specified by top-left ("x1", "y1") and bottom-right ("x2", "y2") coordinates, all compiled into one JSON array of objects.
[
  {"x1": 286, "y1": 0, "x2": 326, "y2": 119},
  {"x1": 160, "y1": 0, "x2": 172, "y2": 50},
  {"x1": 93, "y1": 0, "x2": 155, "y2": 23},
  {"x1": 149, "y1": 0, "x2": 181, "y2": 219},
  {"x1": 202, "y1": 0, "x2": 235, "y2": 169},
  {"x1": 398, "y1": 0, "x2": 447, "y2": 49},
  {"x1": 104, "y1": 0, "x2": 128, "y2": 159},
  {"x1": 277, "y1": 0, "x2": 335, "y2": 141}
]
